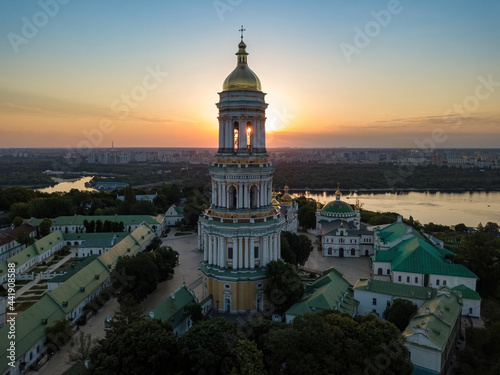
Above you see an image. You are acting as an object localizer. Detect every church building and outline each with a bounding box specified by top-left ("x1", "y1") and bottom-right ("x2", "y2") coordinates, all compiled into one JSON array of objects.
[
  {"x1": 316, "y1": 186, "x2": 373, "y2": 257},
  {"x1": 198, "y1": 29, "x2": 286, "y2": 314}
]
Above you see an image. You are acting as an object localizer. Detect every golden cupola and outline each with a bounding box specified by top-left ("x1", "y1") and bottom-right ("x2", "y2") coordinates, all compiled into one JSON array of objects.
[
  {"x1": 281, "y1": 185, "x2": 293, "y2": 205},
  {"x1": 222, "y1": 37, "x2": 262, "y2": 92}
]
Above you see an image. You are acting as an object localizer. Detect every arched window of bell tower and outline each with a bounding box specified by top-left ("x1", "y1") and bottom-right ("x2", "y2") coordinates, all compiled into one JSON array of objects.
[
  {"x1": 228, "y1": 185, "x2": 237, "y2": 209},
  {"x1": 250, "y1": 184, "x2": 258, "y2": 209},
  {"x1": 246, "y1": 122, "x2": 253, "y2": 152},
  {"x1": 233, "y1": 122, "x2": 239, "y2": 152}
]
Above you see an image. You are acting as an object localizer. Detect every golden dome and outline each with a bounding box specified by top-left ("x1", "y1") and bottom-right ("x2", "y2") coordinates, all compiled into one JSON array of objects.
[
  {"x1": 222, "y1": 40, "x2": 262, "y2": 92},
  {"x1": 272, "y1": 191, "x2": 280, "y2": 207},
  {"x1": 281, "y1": 185, "x2": 293, "y2": 205},
  {"x1": 335, "y1": 182, "x2": 341, "y2": 197}
]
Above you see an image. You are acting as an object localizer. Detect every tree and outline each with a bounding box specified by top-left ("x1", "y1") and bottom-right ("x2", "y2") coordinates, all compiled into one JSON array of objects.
[
  {"x1": 45, "y1": 318, "x2": 74, "y2": 352},
  {"x1": 8, "y1": 202, "x2": 30, "y2": 220},
  {"x1": 447, "y1": 233, "x2": 500, "y2": 297},
  {"x1": 183, "y1": 188, "x2": 209, "y2": 227},
  {"x1": 184, "y1": 303, "x2": 203, "y2": 325},
  {"x1": 484, "y1": 222, "x2": 499, "y2": 233},
  {"x1": 67, "y1": 331, "x2": 97, "y2": 365},
  {"x1": 221, "y1": 339, "x2": 266, "y2": 375},
  {"x1": 39, "y1": 217, "x2": 52, "y2": 237},
  {"x1": 83, "y1": 219, "x2": 95, "y2": 233},
  {"x1": 383, "y1": 298, "x2": 418, "y2": 331},
  {"x1": 280, "y1": 232, "x2": 313, "y2": 266},
  {"x1": 179, "y1": 317, "x2": 244, "y2": 374},
  {"x1": 131, "y1": 200, "x2": 157, "y2": 215},
  {"x1": 0, "y1": 186, "x2": 36, "y2": 211},
  {"x1": 12, "y1": 216, "x2": 23, "y2": 228},
  {"x1": 295, "y1": 196, "x2": 317, "y2": 229},
  {"x1": 17, "y1": 230, "x2": 34, "y2": 246},
  {"x1": 102, "y1": 220, "x2": 112, "y2": 232},
  {"x1": 112, "y1": 294, "x2": 143, "y2": 330},
  {"x1": 89, "y1": 319, "x2": 179, "y2": 375},
  {"x1": 114, "y1": 252, "x2": 160, "y2": 300},
  {"x1": 261, "y1": 312, "x2": 413, "y2": 375},
  {"x1": 123, "y1": 186, "x2": 136, "y2": 204},
  {"x1": 95, "y1": 219, "x2": 103, "y2": 233},
  {"x1": 154, "y1": 246, "x2": 177, "y2": 282},
  {"x1": 455, "y1": 223, "x2": 468, "y2": 233},
  {"x1": 265, "y1": 260, "x2": 304, "y2": 312},
  {"x1": 280, "y1": 233, "x2": 296, "y2": 265}
]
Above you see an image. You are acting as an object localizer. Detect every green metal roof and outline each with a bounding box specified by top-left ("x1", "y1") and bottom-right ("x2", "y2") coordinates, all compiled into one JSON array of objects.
[
  {"x1": 374, "y1": 220, "x2": 429, "y2": 246},
  {"x1": 0, "y1": 295, "x2": 66, "y2": 374},
  {"x1": 0, "y1": 224, "x2": 155, "y2": 375},
  {"x1": 49, "y1": 255, "x2": 99, "y2": 283},
  {"x1": 145, "y1": 285, "x2": 197, "y2": 328},
  {"x1": 451, "y1": 284, "x2": 481, "y2": 300},
  {"x1": 63, "y1": 232, "x2": 129, "y2": 241},
  {"x1": 49, "y1": 260, "x2": 110, "y2": 314},
  {"x1": 374, "y1": 236, "x2": 477, "y2": 278},
  {"x1": 354, "y1": 278, "x2": 437, "y2": 300},
  {"x1": 321, "y1": 200, "x2": 354, "y2": 214},
  {"x1": 286, "y1": 268, "x2": 358, "y2": 317},
  {"x1": 174, "y1": 206, "x2": 184, "y2": 215},
  {"x1": 403, "y1": 292, "x2": 462, "y2": 352},
  {"x1": 0, "y1": 231, "x2": 63, "y2": 277},
  {"x1": 97, "y1": 224, "x2": 156, "y2": 269}
]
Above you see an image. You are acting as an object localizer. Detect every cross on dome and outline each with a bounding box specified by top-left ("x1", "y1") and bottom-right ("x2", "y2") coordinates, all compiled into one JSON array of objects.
[{"x1": 239, "y1": 25, "x2": 246, "y2": 41}]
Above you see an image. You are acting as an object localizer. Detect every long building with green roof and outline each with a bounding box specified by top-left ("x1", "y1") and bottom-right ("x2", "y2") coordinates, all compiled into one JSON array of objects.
[
  {"x1": 354, "y1": 278, "x2": 437, "y2": 317},
  {"x1": 403, "y1": 291, "x2": 462, "y2": 375},
  {"x1": 0, "y1": 231, "x2": 64, "y2": 285},
  {"x1": 285, "y1": 268, "x2": 358, "y2": 322},
  {"x1": 27, "y1": 214, "x2": 165, "y2": 236},
  {"x1": 372, "y1": 218, "x2": 477, "y2": 299},
  {"x1": 0, "y1": 224, "x2": 155, "y2": 375},
  {"x1": 145, "y1": 284, "x2": 198, "y2": 337}
]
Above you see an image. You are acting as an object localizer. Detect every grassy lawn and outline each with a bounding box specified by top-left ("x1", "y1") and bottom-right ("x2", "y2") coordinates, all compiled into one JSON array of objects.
[{"x1": 174, "y1": 231, "x2": 192, "y2": 236}]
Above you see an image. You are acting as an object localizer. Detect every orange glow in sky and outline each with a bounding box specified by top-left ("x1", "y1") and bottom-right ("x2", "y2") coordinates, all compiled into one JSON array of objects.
[{"x1": 1, "y1": 1, "x2": 499, "y2": 148}]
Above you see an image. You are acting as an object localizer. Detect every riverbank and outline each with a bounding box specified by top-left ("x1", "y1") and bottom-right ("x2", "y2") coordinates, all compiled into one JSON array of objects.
[{"x1": 291, "y1": 187, "x2": 500, "y2": 194}]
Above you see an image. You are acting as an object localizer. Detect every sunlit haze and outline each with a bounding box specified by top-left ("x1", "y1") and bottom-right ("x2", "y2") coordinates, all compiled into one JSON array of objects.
[{"x1": 1, "y1": 0, "x2": 499, "y2": 148}]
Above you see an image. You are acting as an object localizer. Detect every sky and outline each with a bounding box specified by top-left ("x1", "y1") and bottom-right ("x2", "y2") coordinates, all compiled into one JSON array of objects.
[{"x1": 0, "y1": 0, "x2": 499, "y2": 149}]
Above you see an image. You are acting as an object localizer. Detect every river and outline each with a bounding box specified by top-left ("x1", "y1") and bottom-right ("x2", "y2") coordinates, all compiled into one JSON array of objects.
[
  {"x1": 293, "y1": 191, "x2": 500, "y2": 227},
  {"x1": 37, "y1": 177, "x2": 498, "y2": 227},
  {"x1": 36, "y1": 176, "x2": 96, "y2": 193}
]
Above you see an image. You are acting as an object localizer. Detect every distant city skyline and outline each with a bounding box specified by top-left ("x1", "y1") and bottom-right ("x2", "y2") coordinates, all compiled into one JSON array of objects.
[{"x1": 1, "y1": 0, "x2": 499, "y2": 149}]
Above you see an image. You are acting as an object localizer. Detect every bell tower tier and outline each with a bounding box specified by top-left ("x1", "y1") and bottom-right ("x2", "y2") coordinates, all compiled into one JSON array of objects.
[{"x1": 198, "y1": 29, "x2": 285, "y2": 314}]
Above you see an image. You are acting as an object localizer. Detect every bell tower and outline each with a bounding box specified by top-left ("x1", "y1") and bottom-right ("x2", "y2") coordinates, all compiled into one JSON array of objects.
[{"x1": 198, "y1": 28, "x2": 285, "y2": 314}]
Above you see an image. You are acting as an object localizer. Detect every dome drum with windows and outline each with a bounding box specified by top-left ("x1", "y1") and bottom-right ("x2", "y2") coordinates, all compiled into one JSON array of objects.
[{"x1": 320, "y1": 185, "x2": 357, "y2": 218}]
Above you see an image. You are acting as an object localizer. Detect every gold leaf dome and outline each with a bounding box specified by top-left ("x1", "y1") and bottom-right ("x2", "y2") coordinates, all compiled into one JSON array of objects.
[
  {"x1": 281, "y1": 185, "x2": 293, "y2": 205},
  {"x1": 222, "y1": 40, "x2": 262, "y2": 92}
]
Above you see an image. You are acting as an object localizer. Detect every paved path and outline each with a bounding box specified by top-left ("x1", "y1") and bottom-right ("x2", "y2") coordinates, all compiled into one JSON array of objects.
[
  {"x1": 30, "y1": 229, "x2": 203, "y2": 375},
  {"x1": 301, "y1": 231, "x2": 371, "y2": 285}
]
